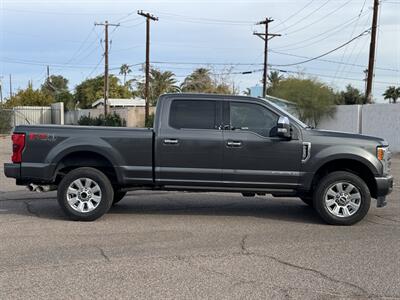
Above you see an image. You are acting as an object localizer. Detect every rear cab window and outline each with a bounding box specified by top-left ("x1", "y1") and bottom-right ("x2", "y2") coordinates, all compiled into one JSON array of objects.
[{"x1": 169, "y1": 100, "x2": 218, "y2": 130}]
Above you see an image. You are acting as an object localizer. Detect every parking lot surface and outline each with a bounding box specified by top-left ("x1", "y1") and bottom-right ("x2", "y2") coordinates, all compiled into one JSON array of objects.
[{"x1": 0, "y1": 135, "x2": 399, "y2": 299}]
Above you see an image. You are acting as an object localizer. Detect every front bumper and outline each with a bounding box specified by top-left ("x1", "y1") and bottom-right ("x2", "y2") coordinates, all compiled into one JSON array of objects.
[
  {"x1": 4, "y1": 163, "x2": 20, "y2": 179},
  {"x1": 375, "y1": 175, "x2": 394, "y2": 207}
]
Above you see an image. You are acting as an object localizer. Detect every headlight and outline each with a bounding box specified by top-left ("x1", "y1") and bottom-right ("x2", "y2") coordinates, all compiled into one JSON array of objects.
[{"x1": 377, "y1": 146, "x2": 391, "y2": 175}]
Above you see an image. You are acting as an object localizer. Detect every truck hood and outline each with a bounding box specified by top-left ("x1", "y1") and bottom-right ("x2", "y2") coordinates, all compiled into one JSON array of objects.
[{"x1": 306, "y1": 129, "x2": 388, "y2": 146}]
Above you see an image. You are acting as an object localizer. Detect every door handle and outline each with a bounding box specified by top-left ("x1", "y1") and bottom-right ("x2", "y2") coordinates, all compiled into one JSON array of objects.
[
  {"x1": 163, "y1": 139, "x2": 179, "y2": 145},
  {"x1": 226, "y1": 141, "x2": 242, "y2": 147}
]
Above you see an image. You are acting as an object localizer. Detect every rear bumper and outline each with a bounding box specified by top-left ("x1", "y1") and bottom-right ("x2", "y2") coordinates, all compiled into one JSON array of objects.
[
  {"x1": 4, "y1": 163, "x2": 20, "y2": 179},
  {"x1": 4, "y1": 162, "x2": 55, "y2": 185}
]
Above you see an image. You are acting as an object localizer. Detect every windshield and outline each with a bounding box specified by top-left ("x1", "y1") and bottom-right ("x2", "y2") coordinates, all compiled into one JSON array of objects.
[{"x1": 263, "y1": 98, "x2": 309, "y2": 128}]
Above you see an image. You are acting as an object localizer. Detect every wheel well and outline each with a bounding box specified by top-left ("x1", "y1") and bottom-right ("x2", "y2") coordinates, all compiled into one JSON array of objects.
[
  {"x1": 311, "y1": 159, "x2": 377, "y2": 198},
  {"x1": 55, "y1": 151, "x2": 118, "y2": 186}
]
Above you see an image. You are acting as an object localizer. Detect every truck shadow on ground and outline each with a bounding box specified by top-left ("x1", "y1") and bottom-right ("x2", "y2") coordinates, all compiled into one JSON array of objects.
[{"x1": 4, "y1": 192, "x2": 324, "y2": 224}]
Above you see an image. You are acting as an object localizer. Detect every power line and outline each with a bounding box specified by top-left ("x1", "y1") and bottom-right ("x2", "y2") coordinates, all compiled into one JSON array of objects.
[
  {"x1": 272, "y1": 0, "x2": 316, "y2": 30},
  {"x1": 272, "y1": 29, "x2": 371, "y2": 67},
  {"x1": 0, "y1": 8, "x2": 128, "y2": 16},
  {"x1": 276, "y1": 0, "x2": 332, "y2": 32},
  {"x1": 155, "y1": 11, "x2": 254, "y2": 25},
  {"x1": 332, "y1": 1, "x2": 370, "y2": 83},
  {"x1": 274, "y1": 10, "x2": 370, "y2": 51},
  {"x1": 283, "y1": 0, "x2": 353, "y2": 36},
  {"x1": 86, "y1": 56, "x2": 105, "y2": 79},
  {"x1": 269, "y1": 49, "x2": 399, "y2": 72}
]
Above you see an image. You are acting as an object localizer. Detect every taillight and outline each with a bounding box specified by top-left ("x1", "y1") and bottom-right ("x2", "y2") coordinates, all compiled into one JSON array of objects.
[{"x1": 11, "y1": 133, "x2": 25, "y2": 163}]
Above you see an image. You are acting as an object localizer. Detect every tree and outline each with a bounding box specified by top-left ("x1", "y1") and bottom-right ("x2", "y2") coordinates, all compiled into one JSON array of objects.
[
  {"x1": 119, "y1": 64, "x2": 132, "y2": 85},
  {"x1": 4, "y1": 85, "x2": 53, "y2": 108},
  {"x1": 181, "y1": 68, "x2": 235, "y2": 95},
  {"x1": 74, "y1": 75, "x2": 131, "y2": 108},
  {"x1": 268, "y1": 77, "x2": 337, "y2": 127},
  {"x1": 383, "y1": 86, "x2": 400, "y2": 104},
  {"x1": 136, "y1": 68, "x2": 180, "y2": 105},
  {"x1": 181, "y1": 68, "x2": 214, "y2": 93},
  {"x1": 267, "y1": 71, "x2": 283, "y2": 94},
  {"x1": 338, "y1": 84, "x2": 366, "y2": 105},
  {"x1": 41, "y1": 75, "x2": 74, "y2": 110}
]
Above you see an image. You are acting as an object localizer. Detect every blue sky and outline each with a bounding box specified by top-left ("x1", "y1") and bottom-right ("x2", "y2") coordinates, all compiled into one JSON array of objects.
[{"x1": 1, "y1": 0, "x2": 399, "y2": 102}]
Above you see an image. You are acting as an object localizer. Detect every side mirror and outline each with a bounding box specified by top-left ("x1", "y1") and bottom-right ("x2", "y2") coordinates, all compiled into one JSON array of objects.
[{"x1": 276, "y1": 116, "x2": 291, "y2": 139}]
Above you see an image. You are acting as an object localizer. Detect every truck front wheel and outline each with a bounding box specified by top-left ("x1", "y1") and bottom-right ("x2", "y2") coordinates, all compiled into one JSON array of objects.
[
  {"x1": 57, "y1": 167, "x2": 114, "y2": 221},
  {"x1": 313, "y1": 171, "x2": 371, "y2": 225}
]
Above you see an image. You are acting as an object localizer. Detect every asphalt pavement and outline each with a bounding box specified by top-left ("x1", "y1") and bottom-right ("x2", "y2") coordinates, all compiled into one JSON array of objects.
[
  {"x1": 0, "y1": 135, "x2": 399, "y2": 299},
  {"x1": 0, "y1": 186, "x2": 399, "y2": 299}
]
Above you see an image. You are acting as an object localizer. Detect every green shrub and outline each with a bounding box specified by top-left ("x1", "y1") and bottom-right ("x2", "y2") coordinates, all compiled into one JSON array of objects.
[
  {"x1": 78, "y1": 112, "x2": 126, "y2": 127},
  {"x1": 145, "y1": 113, "x2": 155, "y2": 128},
  {"x1": 0, "y1": 110, "x2": 13, "y2": 134}
]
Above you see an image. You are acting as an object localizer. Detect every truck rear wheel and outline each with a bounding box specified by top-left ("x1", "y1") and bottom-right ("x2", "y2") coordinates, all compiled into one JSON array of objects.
[
  {"x1": 313, "y1": 171, "x2": 371, "y2": 225},
  {"x1": 57, "y1": 167, "x2": 114, "y2": 221}
]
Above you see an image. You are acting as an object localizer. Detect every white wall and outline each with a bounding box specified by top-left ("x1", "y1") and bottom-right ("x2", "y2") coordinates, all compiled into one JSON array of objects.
[
  {"x1": 318, "y1": 104, "x2": 400, "y2": 152},
  {"x1": 318, "y1": 105, "x2": 360, "y2": 133}
]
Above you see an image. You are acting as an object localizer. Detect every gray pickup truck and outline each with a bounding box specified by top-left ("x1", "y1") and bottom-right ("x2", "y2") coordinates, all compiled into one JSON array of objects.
[{"x1": 4, "y1": 93, "x2": 393, "y2": 224}]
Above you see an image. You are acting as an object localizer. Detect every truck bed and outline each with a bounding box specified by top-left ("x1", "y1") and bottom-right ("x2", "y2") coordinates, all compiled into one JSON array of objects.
[{"x1": 14, "y1": 124, "x2": 154, "y2": 185}]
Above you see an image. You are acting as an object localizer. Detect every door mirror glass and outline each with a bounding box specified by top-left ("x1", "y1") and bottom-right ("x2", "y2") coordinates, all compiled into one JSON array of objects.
[{"x1": 276, "y1": 116, "x2": 291, "y2": 139}]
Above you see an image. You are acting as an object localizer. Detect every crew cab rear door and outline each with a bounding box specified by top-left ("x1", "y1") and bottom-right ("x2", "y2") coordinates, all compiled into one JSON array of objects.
[
  {"x1": 155, "y1": 98, "x2": 223, "y2": 186},
  {"x1": 222, "y1": 99, "x2": 303, "y2": 189}
]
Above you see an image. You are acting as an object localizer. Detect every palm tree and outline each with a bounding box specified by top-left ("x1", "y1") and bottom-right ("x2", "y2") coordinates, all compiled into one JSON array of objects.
[
  {"x1": 383, "y1": 86, "x2": 400, "y2": 104},
  {"x1": 149, "y1": 69, "x2": 180, "y2": 104},
  {"x1": 119, "y1": 64, "x2": 132, "y2": 85},
  {"x1": 181, "y1": 68, "x2": 213, "y2": 93},
  {"x1": 137, "y1": 68, "x2": 180, "y2": 105}
]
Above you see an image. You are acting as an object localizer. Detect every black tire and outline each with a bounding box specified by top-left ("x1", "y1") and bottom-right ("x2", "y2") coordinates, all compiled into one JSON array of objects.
[
  {"x1": 113, "y1": 190, "x2": 127, "y2": 205},
  {"x1": 57, "y1": 167, "x2": 114, "y2": 221},
  {"x1": 313, "y1": 171, "x2": 371, "y2": 225},
  {"x1": 300, "y1": 196, "x2": 313, "y2": 207}
]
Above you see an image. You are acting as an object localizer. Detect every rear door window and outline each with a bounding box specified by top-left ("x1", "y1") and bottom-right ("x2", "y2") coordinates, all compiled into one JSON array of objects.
[{"x1": 169, "y1": 100, "x2": 217, "y2": 129}]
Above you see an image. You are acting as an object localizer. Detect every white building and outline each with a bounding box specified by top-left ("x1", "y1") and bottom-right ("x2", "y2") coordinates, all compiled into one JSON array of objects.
[{"x1": 91, "y1": 98, "x2": 145, "y2": 108}]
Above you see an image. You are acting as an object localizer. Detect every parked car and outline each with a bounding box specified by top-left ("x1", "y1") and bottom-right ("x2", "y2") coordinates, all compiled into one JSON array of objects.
[{"x1": 4, "y1": 93, "x2": 393, "y2": 225}]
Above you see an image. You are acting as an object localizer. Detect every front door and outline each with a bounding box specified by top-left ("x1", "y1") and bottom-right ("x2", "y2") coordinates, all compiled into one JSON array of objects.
[
  {"x1": 222, "y1": 100, "x2": 303, "y2": 189},
  {"x1": 156, "y1": 98, "x2": 223, "y2": 186}
]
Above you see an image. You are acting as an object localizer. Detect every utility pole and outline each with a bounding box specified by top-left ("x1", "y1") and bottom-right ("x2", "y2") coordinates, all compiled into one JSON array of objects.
[
  {"x1": 95, "y1": 20, "x2": 120, "y2": 116},
  {"x1": 9, "y1": 74, "x2": 12, "y2": 99},
  {"x1": 366, "y1": 0, "x2": 379, "y2": 103},
  {"x1": 254, "y1": 18, "x2": 280, "y2": 98},
  {"x1": 138, "y1": 10, "x2": 158, "y2": 125},
  {"x1": 0, "y1": 76, "x2": 3, "y2": 103}
]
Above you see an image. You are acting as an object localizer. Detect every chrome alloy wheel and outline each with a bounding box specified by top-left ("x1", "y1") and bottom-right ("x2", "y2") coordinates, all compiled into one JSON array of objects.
[
  {"x1": 324, "y1": 182, "x2": 361, "y2": 218},
  {"x1": 66, "y1": 178, "x2": 102, "y2": 213}
]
